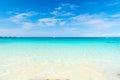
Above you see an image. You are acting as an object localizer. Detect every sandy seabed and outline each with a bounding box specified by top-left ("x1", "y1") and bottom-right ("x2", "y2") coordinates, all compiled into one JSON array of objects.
[{"x1": 0, "y1": 58, "x2": 119, "y2": 80}]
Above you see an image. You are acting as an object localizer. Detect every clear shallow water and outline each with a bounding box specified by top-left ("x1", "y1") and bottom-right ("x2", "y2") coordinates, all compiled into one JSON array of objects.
[{"x1": 0, "y1": 37, "x2": 120, "y2": 80}]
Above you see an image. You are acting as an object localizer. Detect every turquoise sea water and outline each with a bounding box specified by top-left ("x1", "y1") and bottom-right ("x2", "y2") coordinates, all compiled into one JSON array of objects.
[{"x1": 0, "y1": 37, "x2": 120, "y2": 80}]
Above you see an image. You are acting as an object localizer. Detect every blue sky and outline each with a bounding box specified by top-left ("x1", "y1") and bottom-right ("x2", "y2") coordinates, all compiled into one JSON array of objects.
[{"x1": 0, "y1": 0, "x2": 120, "y2": 37}]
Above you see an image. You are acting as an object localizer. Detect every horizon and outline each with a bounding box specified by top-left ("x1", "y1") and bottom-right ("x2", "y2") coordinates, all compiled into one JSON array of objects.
[
  {"x1": 0, "y1": 0, "x2": 120, "y2": 37},
  {"x1": 0, "y1": 36, "x2": 120, "y2": 38}
]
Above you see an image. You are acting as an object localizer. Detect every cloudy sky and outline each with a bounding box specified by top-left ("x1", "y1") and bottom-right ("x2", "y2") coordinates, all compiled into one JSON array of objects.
[{"x1": 0, "y1": 0, "x2": 120, "y2": 37}]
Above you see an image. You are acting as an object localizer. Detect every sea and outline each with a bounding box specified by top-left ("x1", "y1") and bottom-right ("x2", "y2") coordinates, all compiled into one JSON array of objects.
[{"x1": 0, "y1": 37, "x2": 120, "y2": 80}]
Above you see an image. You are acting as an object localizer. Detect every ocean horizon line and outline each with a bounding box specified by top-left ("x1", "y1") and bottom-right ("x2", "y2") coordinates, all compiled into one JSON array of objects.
[{"x1": 0, "y1": 36, "x2": 120, "y2": 38}]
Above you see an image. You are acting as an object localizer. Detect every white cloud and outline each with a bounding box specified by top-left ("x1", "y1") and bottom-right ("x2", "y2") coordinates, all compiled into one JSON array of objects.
[
  {"x1": 51, "y1": 3, "x2": 78, "y2": 17},
  {"x1": 59, "y1": 21, "x2": 66, "y2": 26},
  {"x1": 9, "y1": 12, "x2": 120, "y2": 29},
  {"x1": 37, "y1": 18, "x2": 66, "y2": 27},
  {"x1": 111, "y1": 13, "x2": 120, "y2": 17},
  {"x1": 108, "y1": 1, "x2": 120, "y2": 6},
  {"x1": 1, "y1": 11, "x2": 120, "y2": 37},
  {"x1": 38, "y1": 18, "x2": 58, "y2": 27},
  {"x1": 9, "y1": 12, "x2": 36, "y2": 23},
  {"x1": 69, "y1": 13, "x2": 119, "y2": 29},
  {"x1": 84, "y1": 19, "x2": 113, "y2": 29},
  {"x1": 8, "y1": 11, "x2": 37, "y2": 29},
  {"x1": 8, "y1": 11, "x2": 67, "y2": 28},
  {"x1": 7, "y1": 11, "x2": 66, "y2": 28},
  {"x1": 22, "y1": 22, "x2": 35, "y2": 29},
  {"x1": 5, "y1": 10, "x2": 120, "y2": 30}
]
